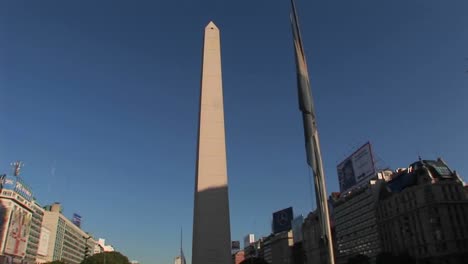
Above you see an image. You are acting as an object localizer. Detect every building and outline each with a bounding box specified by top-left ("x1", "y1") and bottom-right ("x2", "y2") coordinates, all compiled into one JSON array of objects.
[
  {"x1": 39, "y1": 203, "x2": 97, "y2": 264},
  {"x1": 0, "y1": 164, "x2": 35, "y2": 264},
  {"x1": 257, "y1": 235, "x2": 273, "y2": 264},
  {"x1": 333, "y1": 180, "x2": 384, "y2": 264},
  {"x1": 244, "y1": 234, "x2": 255, "y2": 249},
  {"x1": 256, "y1": 231, "x2": 293, "y2": 264},
  {"x1": 291, "y1": 216, "x2": 304, "y2": 264},
  {"x1": 377, "y1": 159, "x2": 468, "y2": 263},
  {"x1": 93, "y1": 243, "x2": 102, "y2": 255},
  {"x1": 302, "y1": 211, "x2": 325, "y2": 264},
  {"x1": 270, "y1": 231, "x2": 294, "y2": 264},
  {"x1": 37, "y1": 226, "x2": 51, "y2": 263},
  {"x1": 97, "y1": 238, "x2": 114, "y2": 252},
  {"x1": 302, "y1": 193, "x2": 340, "y2": 264},
  {"x1": 244, "y1": 238, "x2": 262, "y2": 261},
  {"x1": 25, "y1": 201, "x2": 45, "y2": 264},
  {"x1": 174, "y1": 255, "x2": 186, "y2": 264}
]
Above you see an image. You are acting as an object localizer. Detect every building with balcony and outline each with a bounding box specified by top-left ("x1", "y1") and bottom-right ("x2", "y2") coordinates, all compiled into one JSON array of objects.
[
  {"x1": 0, "y1": 171, "x2": 34, "y2": 264},
  {"x1": 25, "y1": 201, "x2": 45, "y2": 264},
  {"x1": 38, "y1": 203, "x2": 97, "y2": 264}
]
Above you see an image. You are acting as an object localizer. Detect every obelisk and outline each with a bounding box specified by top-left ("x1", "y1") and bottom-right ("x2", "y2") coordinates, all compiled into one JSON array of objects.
[{"x1": 192, "y1": 21, "x2": 231, "y2": 264}]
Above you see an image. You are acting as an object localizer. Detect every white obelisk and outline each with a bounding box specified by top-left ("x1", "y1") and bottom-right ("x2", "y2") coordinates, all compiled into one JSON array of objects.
[{"x1": 192, "y1": 21, "x2": 232, "y2": 264}]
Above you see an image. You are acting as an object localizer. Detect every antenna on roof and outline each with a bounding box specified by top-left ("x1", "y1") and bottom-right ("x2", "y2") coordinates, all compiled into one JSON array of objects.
[
  {"x1": 11, "y1": 161, "x2": 23, "y2": 177},
  {"x1": 180, "y1": 227, "x2": 183, "y2": 257}
]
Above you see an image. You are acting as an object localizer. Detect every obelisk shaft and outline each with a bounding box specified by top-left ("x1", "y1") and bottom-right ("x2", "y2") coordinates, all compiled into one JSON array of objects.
[{"x1": 192, "y1": 21, "x2": 231, "y2": 264}]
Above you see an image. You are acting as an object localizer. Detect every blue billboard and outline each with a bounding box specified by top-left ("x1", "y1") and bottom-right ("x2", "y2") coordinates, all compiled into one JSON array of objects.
[
  {"x1": 72, "y1": 213, "x2": 82, "y2": 228},
  {"x1": 0, "y1": 175, "x2": 33, "y2": 202},
  {"x1": 272, "y1": 207, "x2": 294, "y2": 234}
]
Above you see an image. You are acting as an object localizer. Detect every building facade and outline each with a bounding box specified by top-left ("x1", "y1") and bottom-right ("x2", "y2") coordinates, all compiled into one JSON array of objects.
[
  {"x1": 97, "y1": 238, "x2": 114, "y2": 252},
  {"x1": 268, "y1": 231, "x2": 293, "y2": 264},
  {"x1": 25, "y1": 201, "x2": 45, "y2": 264},
  {"x1": 0, "y1": 173, "x2": 34, "y2": 264},
  {"x1": 302, "y1": 211, "x2": 326, "y2": 264},
  {"x1": 258, "y1": 235, "x2": 273, "y2": 264},
  {"x1": 39, "y1": 203, "x2": 96, "y2": 264},
  {"x1": 174, "y1": 255, "x2": 186, "y2": 264},
  {"x1": 244, "y1": 237, "x2": 262, "y2": 261},
  {"x1": 333, "y1": 180, "x2": 384, "y2": 264},
  {"x1": 378, "y1": 159, "x2": 468, "y2": 264},
  {"x1": 37, "y1": 226, "x2": 51, "y2": 263}
]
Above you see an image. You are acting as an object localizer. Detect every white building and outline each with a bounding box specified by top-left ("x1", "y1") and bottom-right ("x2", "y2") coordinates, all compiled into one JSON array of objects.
[
  {"x1": 97, "y1": 238, "x2": 115, "y2": 252},
  {"x1": 38, "y1": 203, "x2": 97, "y2": 264},
  {"x1": 244, "y1": 234, "x2": 255, "y2": 249},
  {"x1": 26, "y1": 201, "x2": 45, "y2": 264},
  {"x1": 174, "y1": 255, "x2": 186, "y2": 264},
  {"x1": 0, "y1": 174, "x2": 34, "y2": 264}
]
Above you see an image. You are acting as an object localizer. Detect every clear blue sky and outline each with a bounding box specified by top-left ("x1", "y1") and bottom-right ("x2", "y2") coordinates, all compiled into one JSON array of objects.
[{"x1": 1, "y1": 0, "x2": 467, "y2": 263}]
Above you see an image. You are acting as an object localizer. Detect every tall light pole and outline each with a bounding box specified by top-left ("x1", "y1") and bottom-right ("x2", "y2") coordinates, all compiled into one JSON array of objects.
[
  {"x1": 290, "y1": 0, "x2": 335, "y2": 263},
  {"x1": 83, "y1": 235, "x2": 91, "y2": 261}
]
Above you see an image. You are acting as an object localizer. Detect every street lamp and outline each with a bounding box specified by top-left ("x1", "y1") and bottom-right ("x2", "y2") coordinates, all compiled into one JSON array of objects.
[{"x1": 83, "y1": 235, "x2": 91, "y2": 261}]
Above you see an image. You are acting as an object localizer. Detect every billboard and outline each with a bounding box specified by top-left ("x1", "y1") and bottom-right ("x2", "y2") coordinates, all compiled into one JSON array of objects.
[
  {"x1": 272, "y1": 207, "x2": 294, "y2": 234},
  {"x1": 0, "y1": 175, "x2": 33, "y2": 202},
  {"x1": 72, "y1": 213, "x2": 82, "y2": 228},
  {"x1": 337, "y1": 142, "x2": 375, "y2": 193},
  {"x1": 4, "y1": 205, "x2": 32, "y2": 257},
  {"x1": 291, "y1": 215, "x2": 304, "y2": 243},
  {"x1": 231, "y1": 241, "x2": 240, "y2": 250},
  {"x1": 37, "y1": 227, "x2": 50, "y2": 256},
  {"x1": 0, "y1": 200, "x2": 13, "y2": 250}
]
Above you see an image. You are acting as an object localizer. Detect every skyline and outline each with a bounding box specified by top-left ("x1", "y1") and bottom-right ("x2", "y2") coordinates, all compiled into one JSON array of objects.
[{"x1": 1, "y1": 0, "x2": 468, "y2": 263}]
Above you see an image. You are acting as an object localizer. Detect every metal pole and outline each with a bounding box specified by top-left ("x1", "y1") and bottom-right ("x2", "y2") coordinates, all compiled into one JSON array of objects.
[{"x1": 290, "y1": 0, "x2": 335, "y2": 263}]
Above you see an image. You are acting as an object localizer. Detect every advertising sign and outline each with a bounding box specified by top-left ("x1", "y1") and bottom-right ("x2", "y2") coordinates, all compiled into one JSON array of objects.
[
  {"x1": 272, "y1": 207, "x2": 294, "y2": 234},
  {"x1": 0, "y1": 200, "x2": 13, "y2": 250},
  {"x1": 4, "y1": 205, "x2": 32, "y2": 257},
  {"x1": 337, "y1": 142, "x2": 375, "y2": 193},
  {"x1": 291, "y1": 215, "x2": 304, "y2": 243},
  {"x1": 0, "y1": 176, "x2": 15, "y2": 190},
  {"x1": 72, "y1": 213, "x2": 82, "y2": 228},
  {"x1": 0, "y1": 176, "x2": 33, "y2": 202},
  {"x1": 231, "y1": 241, "x2": 240, "y2": 250},
  {"x1": 37, "y1": 227, "x2": 50, "y2": 256}
]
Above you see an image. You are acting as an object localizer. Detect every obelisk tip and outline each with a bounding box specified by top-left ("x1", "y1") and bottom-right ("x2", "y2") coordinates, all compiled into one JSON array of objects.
[{"x1": 206, "y1": 21, "x2": 218, "y2": 30}]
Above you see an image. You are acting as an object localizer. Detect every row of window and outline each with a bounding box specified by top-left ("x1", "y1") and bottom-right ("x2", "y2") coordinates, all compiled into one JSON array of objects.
[
  {"x1": 337, "y1": 217, "x2": 377, "y2": 237},
  {"x1": 338, "y1": 226, "x2": 378, "y2": 245},
  {"x1": 440, "y1": 184, "x2": 464, "y2": 201},
  {"x1": 334, "y1": 193, "x2": 373, "y2": 220},
  {"x1": 336, "y1": 210, "x2": 374, "y2": 233}
]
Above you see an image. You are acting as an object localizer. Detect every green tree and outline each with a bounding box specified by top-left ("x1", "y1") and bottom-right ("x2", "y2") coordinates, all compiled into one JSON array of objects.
[
  {"x1": 347, "y1": 254, "x2": 370, "y2": 264},
  {"x1": 81, "y1": 252, "x2": 130, "y2": 264}
]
